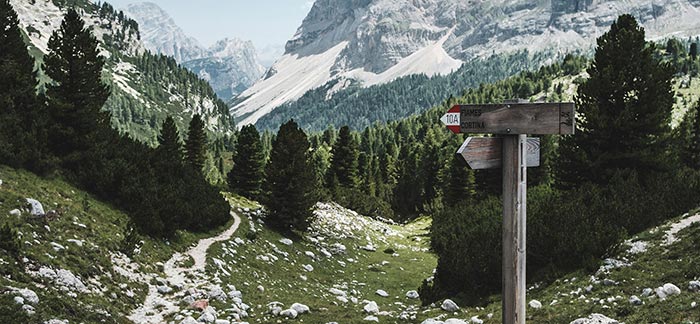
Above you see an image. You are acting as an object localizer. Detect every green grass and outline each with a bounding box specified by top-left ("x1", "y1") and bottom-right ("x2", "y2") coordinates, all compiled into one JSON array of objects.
[{"x1": 206, "y1": 203, "x2": 437, "y2": 323}]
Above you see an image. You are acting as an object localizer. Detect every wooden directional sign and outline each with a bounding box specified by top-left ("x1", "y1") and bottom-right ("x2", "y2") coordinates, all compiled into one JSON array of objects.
[
  {"x1": 441, "y1": 102, "x2": 575, "y2": 135},
  {"x1": 457, "y1": 137, "x2": 540, "y2": 170}
]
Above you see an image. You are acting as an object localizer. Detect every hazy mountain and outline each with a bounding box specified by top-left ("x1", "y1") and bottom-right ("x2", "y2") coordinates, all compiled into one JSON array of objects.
[
  {"x1": 232, "y1": 0, "x2": 700, "y2": 126},
  {"x1": 123, "y1": 2, "x2": 266, "y2": 100}
]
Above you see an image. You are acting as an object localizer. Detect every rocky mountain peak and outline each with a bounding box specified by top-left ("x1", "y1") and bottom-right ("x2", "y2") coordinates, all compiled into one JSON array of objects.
[{"x1": 124, "y1": 2, "x2": 206, "y2": 63}]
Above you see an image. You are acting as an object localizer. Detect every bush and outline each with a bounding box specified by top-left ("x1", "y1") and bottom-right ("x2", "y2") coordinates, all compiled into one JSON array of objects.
[
  {"x1": 333, "y1": 187, "x2": 394, "y2": 220},
  {"x1": 428, "y1": 197, "x2": 502, "y2": 304},
  {"x1": 0, "y1": 223, "x2": 21, "y2": 258}
]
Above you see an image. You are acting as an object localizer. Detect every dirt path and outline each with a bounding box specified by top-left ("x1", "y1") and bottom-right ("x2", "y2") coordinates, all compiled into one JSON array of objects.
[{"x1": 128, "y1": 211, "x2": 241, "y2": 324}]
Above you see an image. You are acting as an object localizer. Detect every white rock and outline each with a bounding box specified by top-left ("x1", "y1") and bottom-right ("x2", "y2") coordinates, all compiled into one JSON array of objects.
[
  {"x1": 362, "y1": 244, "x2": 377, "y2": 252},
  {"x1": 337, "y1": 296, "x2": 348, "y2": 303},
  {"x1": 364, "y1": 315, "x2": 379, "y2": 322},
  {"x1": 569, "y1": 313, "x2": 619, "y2": 324},
  {"x1": 406, "y1": 290, "x2": 419, "y2": 299},
  {"x1": 441, "y1": 299, "x2": 459, "y2": 312},
  {"x1": 329, "y1": 288, "x2": 346, "y2": 296},
  {"x1": 641, "y1": 288, "x2": 653, "y2": 297},
  {"x1": 43, "y1": 320, "x2": 69, "y2": 324},
  {"x1": 257, "y1": 285, "x2": 264, "y2": 292},
  {"x1": 26, "y1": 198, "x2": 45, "y2": 216},
  {"x1": 528, "y1": 300, "x2": 542, "y2": 309},
  {"x1": 17, "y1": 288, "x2": 39, "y2": 304},
  {"x1": 304, "y1": 251, "x2": 315, "y2": 258},
  {"x1": 66, "y1": 239, "x2": 83, "y2": 247},
  {"x1": 198, "y1": 310, "x2": 217, "y2": 323},
  {"x1": 629, "y1": 295, "x2": 643, "y2": 305},
  {"x1": 692, "y1": 301, "x2": 697, "y2": 308},
  {"x1": 214, "y1": 320, "x2": 230, "y2": 324},
  {"x1": 157, "y1": 285, "x2": 172, "y2": 294},
  {"x1": 279, "y1": 238, "x2": 293, "y2": 246},
  {"x1": 303, "y1": 264, "x2": 314, "y2": 272},
  {"x1": 470, "y1": 316, "x2": 483, "y2": 324},
  {"x1": 688, "y1": 280, "x2": 700, "y2": 292},
  {"x1": 22, "y1": 304, "x2": 35, "y2": 315},
  {"x1": 421, "y1": 319, "x2": 444, "y2": 324},
  {"x1": 50, "y1": 242, "x2": 65, "y2": 251},
  {"x1": 662, "y1": 283, "x2": 681, "y2": 297},
  {"x1": 364, "y1": 301, "x2": 379, "y2": 314},
  {"x1": 9, "y1": 209, "x2": 21, "y2": 216},
  {"x1": 376, "y1": 289, "x2": 389, "y2": 297},
  {"x1": 208, "y1": 285, "x2": 227, "y2": 301},
  {"x1": 291, "y1": 302, "x2": 310, "y2": 314},
  {"x1": 445, "y1": 319, "x2": 467, "y2": 324},
  {"x1": 14, "y1": 296, "x2": 24, "y2": 304},
  {"x1": 280, "y1": 308, "x2": 298, "y2": 318},
  {"x1": 179, "y1": 316, "x2": 198, "y2": 324}
]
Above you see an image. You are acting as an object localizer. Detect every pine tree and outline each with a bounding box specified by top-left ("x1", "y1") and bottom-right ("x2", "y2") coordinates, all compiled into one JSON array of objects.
[
  {"x1": 156, "y1": 116, "x2": 182, "y2": 162},
  {"x1": 327, "y1": 125, "x2": 359, "y2": 188},
  {"x1": 557, "y1": 14, "x2": 674, "y2": 187},
  {"x1": 683, "y1": 101, "x2": 700, "y2": 169},
  {"x1": 442, "y1": 152, "x2": 475, "y2": 205},
  {"x1": 228, "y1": 124, "x2": 265, "y2": 199},
  {"x1": 185, "y1": 114, "x2": 207, "y2": 172},
  {"x1": 0, "y1": 0, "x2": 50, "y2": 172},
  {"x1": 44, "y1": 9, "x2": 111, "y2": 160},
  {"x1": 264, "y1": 120, "x2": 316, "y2": 232}
]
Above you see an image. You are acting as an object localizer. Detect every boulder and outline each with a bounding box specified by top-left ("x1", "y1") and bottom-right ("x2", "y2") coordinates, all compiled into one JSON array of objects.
[
  {"x1": 445, "y1": 319, "x2": 467, "y2": 324},
  {"x1": 157, "y1": 285, "x2": 172, "y2": 294},
  {"x1": 22, "y1": 304, "x2": 35, "y2": 315},
  {"x1": 329, "y1": 288, "x2": 346, "y2": 296},
  {"x1": 26, "y1": 198, "x2": 45, "y2": 216},
  {"x1": 280, "y1": 308, "x2": 298, "y2": 318},
  {"x1": 441, "y1": 299, "x2": 459, "y2": 312},
  {"x1": 179, "y1": 316, "x2": 198, "y2": 324},
  {"x1": 303, "y1": 264, "x2": 314, "y2": 272},
  {"x1": 406, "y1": 290, "x2": 419, "y2": 299},
  {"x1": 14, "y1": 296, "x2": 24, "y2": 304},
  {"x1": 641, "y1": 288, "x2": 653, "y2": 297},
  {"x1": 9, "y1": 209, "x2": 21, "y2": 216},
  {"x1": 629, "y1": 295, "x2": 643, "y2": 305},
  {"x1": 214, "y1": 320, "x2": 230, "y2": 324},
  {"x1": 376, "y1": 289, "x2": 389, "y2": 297},
  {"x1": 279, "y1": 238, "x2": 293, "y2": 246},
  {"x1": 470, "y1": 316, "x2": 484, "y2": 324},
  {"x1": 569, "y1": 313, "x2": 619, "y2": 324},
  {"x1": 208, "y1": 285, "x2": 226, "y2": 301},
  {"x1": 421, "y1": 319, "x2": 445, "y2": 324},
  {"x1": 291, "y1": 302, "x2": 310, "y2": 314},
  {"x1": 656, "y1": 283, "x2": 681, "y2": 299},
  {"x1": 528, "y1": 300, "x2": 542, "y2": 309},
  {"x1": 364, "y1": 315, "x2": 379, "y2": 322},
  {"x1": 364, "y1": 301, "x2": 379, "y2": 314},
  {"x1": 17, "y1": 288, "x2": 39, "y2": 304},
  {"x1": 688, "y1": 280, "x2": 700, "y2": 292}
]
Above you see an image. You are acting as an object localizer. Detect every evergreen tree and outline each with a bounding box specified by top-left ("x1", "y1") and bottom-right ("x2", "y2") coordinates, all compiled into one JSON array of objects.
[
  {"x1": 442, "y1": 152, "x2": 475, "y2": 205},
  {"x1": 156, "y1": 116, "x2": 182, "y2": 162},
  {"x1": 327, "y1": 125, "x2": 359, "y2": 188},
  {"x1": 557, "y1": 14, "x2": 674, "y2": 187},
  {"x1": 0, "y1": 0, "x2": 51, "y2": 172},
  {"x1": 691, "y1": 42, "x2": 698, "y2": 61},
  {"x1": 185, "y1": 114, "x2": 207, "y2": 171},
  {"x1": 264, "y1": 120, "x2": 316, "y2": 232},
  {"x1": 228, "y1": 124, "x2": 265, "y2": 199},
  {"x1": 682, "y1": 101, "x2": 700, "y2": 169},
  {"x1": 44, "y1": 9, "x2": 111, "y2": 160}
]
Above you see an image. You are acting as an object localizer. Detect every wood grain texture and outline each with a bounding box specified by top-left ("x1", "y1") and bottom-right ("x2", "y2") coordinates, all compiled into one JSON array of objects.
[
  {"x1": 458, "y1": 102, "x2": 575, "y2": 135},
  {"x1": 502, "y1": 135, "x2": 527, "y2": 324},
  {"x1": 457, "y1": 137, "x2": 540, "y2": 170}
]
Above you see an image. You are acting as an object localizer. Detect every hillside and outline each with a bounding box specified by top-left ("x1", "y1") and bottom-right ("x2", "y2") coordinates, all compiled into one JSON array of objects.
[
  {"x1": 1, "y1": 164, "x2": 699, "y2": 323},
  {"x1": 10, "y1": 0, "x2": 235, "y2": 145},
  {"x1": 232, "y1": 0, "x2": 700, "y2": 127}
]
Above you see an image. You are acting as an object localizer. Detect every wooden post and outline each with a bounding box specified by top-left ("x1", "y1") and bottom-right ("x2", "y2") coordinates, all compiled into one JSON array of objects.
[{"x1": 502, "y1": 134, "x2": 527, "y2": 324}]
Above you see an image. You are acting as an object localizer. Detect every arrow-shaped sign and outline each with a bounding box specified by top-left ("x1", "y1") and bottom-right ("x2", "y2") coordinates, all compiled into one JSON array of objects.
[
  {"x1": 441, "y1": 103, "x2": 575, "y2": 135},
  {"x1": 457, "y1": 137, "x2": 540, "y2": 170}
]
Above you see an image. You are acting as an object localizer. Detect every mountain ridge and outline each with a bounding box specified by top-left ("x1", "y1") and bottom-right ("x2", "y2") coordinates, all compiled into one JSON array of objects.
[{"x1": 232, "y1": 0, "x2": 700, "y2": 127}]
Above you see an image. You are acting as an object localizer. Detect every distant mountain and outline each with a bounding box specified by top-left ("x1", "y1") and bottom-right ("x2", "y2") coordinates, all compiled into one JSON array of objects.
[
  {"x1": 123, "y1": 2, "x2": 206, "y2": 63},
  {"x1": 233, "y1": 0, "x2": 700, "y2": 127},
  {"x1": 10, "y1": 0, "x2": 235, "y2": 144},
  {"x1": 124, "y1": 2, "x2": 266, "y2": 101},
  {"x1": 258, "y1": 44, "x2": 285, "y2": 67}
]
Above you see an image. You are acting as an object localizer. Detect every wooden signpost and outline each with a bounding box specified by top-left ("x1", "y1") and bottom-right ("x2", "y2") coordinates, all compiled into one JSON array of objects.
[{"x1": 441, "y1": 102, "x2": 575, "y2": 324}]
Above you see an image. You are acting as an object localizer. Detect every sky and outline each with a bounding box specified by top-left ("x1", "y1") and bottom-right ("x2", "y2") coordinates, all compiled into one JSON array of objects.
[{"x1": 105, "y1": 0, "x2": 314, "y2": 50}]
